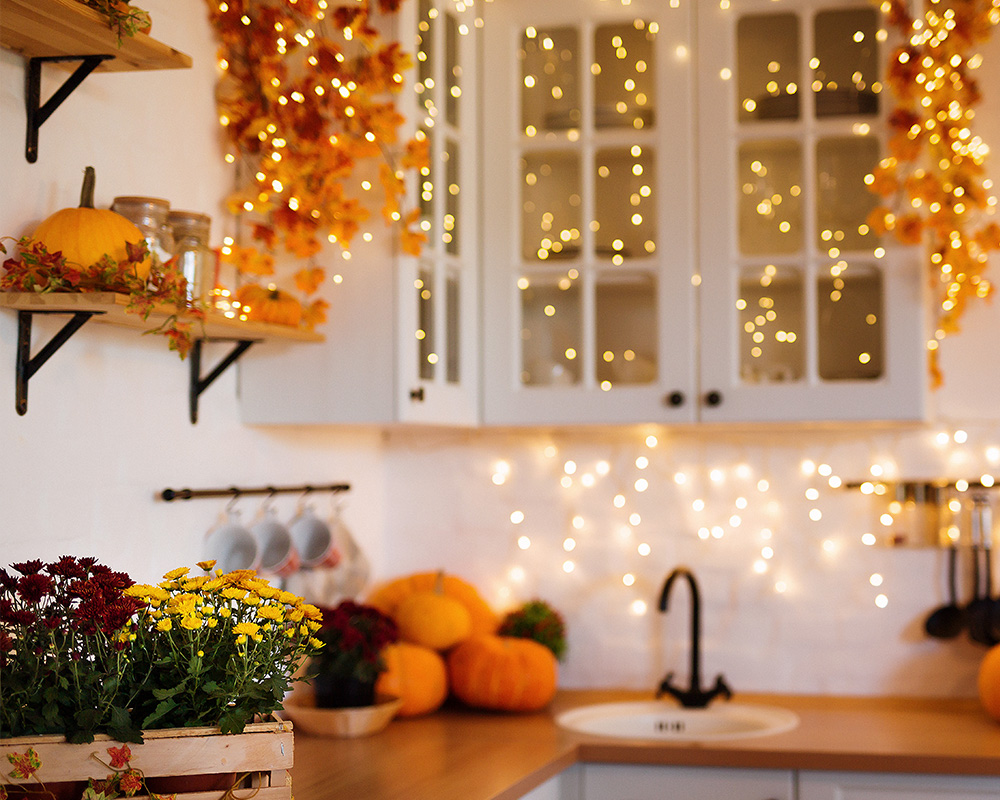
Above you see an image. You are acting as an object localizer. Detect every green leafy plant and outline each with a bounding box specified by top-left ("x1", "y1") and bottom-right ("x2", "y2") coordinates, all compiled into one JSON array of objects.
[
  {"x1": 498, "y1": 599, "x2": 568, "y2": 661},
  {"x1": 79, "y1": 0, "x2": 153, "y2": 45}
]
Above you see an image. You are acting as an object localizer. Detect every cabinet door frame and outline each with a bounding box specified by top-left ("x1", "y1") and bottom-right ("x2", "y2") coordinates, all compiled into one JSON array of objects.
[
  {"x1": 395, "y1": 0, "x2": 481, "y2": 425},
  {"x1": 695, "y1": 0, "x2": 927, "y2": 423},
  {"x1": 480, "y1": 0, "x2": 698, "y2": 425},
  {"x1": 799, "y1": 770, "x2": 1000, "y2": 799}
]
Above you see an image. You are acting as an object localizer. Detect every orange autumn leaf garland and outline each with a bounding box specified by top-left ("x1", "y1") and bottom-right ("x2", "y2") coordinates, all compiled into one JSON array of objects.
[
  {"x1": 206, "y1": 0, "x2": 429, "y2": 325},
  {"x1": 868, "y1": 0, "x2": 1000, "y2": 386}
]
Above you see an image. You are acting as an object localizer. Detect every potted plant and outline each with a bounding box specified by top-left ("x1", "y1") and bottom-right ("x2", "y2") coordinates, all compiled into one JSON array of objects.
[
  {"x1": 308, "y1": 600, "x2": 399, "y2": 709},
  {"x1": 0, "y1": 558, "x2": 323, "y2": 797}
]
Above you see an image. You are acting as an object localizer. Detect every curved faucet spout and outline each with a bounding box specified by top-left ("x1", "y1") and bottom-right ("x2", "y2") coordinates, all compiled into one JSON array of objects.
[{"x1": 657, "y1": 566, "x2": 732, "y2": 709}]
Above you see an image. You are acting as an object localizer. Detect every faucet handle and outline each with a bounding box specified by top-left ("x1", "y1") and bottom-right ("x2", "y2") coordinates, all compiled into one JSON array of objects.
[{"x1": 712, "y1": 674, "x2": 732, "y2": 702}]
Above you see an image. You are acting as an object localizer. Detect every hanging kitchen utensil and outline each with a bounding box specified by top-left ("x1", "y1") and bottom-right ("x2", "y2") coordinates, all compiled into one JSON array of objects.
[
  {"x1": 924, "y1": 542, "x2": 966, "y2": 639},
  {"x1": 967, "y1": 495, "x2": 999, "y2": 645},
  {"x1": 975, "y1": 496, "x2": 1000, "y2": 646}
]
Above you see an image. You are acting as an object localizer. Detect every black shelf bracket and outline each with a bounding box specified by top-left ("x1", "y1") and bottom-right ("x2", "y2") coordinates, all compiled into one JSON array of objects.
[
  {"x1": 189, "y1": 338, "x2": 256, "y2": 425},
  {"x1": 16, "y1": 309, "x2": 100, "y2": 415},
  {"x1": 25, "y1": 54, "x2": 114, "y2": 163}
]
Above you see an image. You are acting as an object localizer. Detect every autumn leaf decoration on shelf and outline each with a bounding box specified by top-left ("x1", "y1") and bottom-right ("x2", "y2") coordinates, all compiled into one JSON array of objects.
[
  {"x1": 80, "y1": 0, "x2": 153, "y2": 44},
  {"x1": 206, "y1": 0, "x2": 429, "y2": 313},
  {"x1": 0, "y1": 237, "x2": 203, "y2": 358},
  {"x1": 868, "y1": 0, "x2": 1000, "y2": 386}
]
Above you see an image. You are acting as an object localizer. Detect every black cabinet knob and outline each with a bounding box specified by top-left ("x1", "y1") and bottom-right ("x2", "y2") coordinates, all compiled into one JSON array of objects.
[
  {"x1": 409, "y1": 387, "x2": 425, "y2": 402},
  {"x1": 664, "y1": 391, "x2": 685, "y2": 407},
  {"x1": 704, "y1": 390, "x2": 722, "y2": 407}
]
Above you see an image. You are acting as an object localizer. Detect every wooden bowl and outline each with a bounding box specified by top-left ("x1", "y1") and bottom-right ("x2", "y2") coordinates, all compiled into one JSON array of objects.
[{"x1": 278, "y1": 692, "x2": 403, "y2": 738}]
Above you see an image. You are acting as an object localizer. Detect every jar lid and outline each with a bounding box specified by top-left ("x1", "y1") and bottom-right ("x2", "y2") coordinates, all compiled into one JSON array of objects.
[
  {"x1": 112, "y1": 196, "x2": 171, "y2": 225},
  {"x1": 168, "y1": 211, "x2": 211, "y2": 239}
]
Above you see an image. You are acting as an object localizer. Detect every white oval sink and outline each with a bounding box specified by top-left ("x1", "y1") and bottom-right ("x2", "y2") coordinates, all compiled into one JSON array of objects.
[{"x1": 556, "y1": 701, "x2": 799, "y2": 741}]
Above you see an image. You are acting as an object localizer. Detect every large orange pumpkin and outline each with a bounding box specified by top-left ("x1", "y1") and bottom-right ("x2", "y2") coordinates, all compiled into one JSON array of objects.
[
  {"x1": 447, "y1": 634, "x2": 557, "y2": 712},
  {"x1": 367, "y1": 572, "x2": 498, "y2": 637},
  {"x1": 33, "y1": 166, "x2": 149, "y2": 280},
  {"x1": 978, "y1": 644, "x2": 1000, "y2": 720},
  {"x1": 375, "y1": 642, "x2": 448, "y2": 717}
]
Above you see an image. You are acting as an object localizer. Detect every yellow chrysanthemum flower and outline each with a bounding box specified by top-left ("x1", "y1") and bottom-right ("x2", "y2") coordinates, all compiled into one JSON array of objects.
[
  {"x1": 243, "y1": 594, "x2": 261, "y2": 607},
  {"x1": 203, "y1": 578, "x2": 226, "y2": 591},
  {"x1": 219, "y1": 607, "x2": 232, "y2": 618},
  {"x1": 156, "y1": 618, "x2": 173, "y2": 632},
  {"x1": 287, "y1": 608, "x2": 305, "y2": 623},
  {"x1": 163, "y1": 566, "x2": 191, "y2": 580},
  {"x1": 181, "y1": 615, "x2": 203, "y2": 630},
  {"x1": 308, "y1": 637, "x2": 325, "y2": 650},
  {"x1": 197, "y1": 560, "x2": 217, "y2": 571},
  {"x1": 222, "y1": 587, "x2": 246, "y2": 601},
  {"x1": 257, "y1": 604, "x2": 283, "y2": 622},
  {"x1": 207, "y1": 617, "x2": 218, "y2": 628},
  {"x1": 277, "y1": 590, "x2": 300, "y2": 606},
  {"x1": 233, "y1": 622, "x2": 261, "y2": 637},
  {"x1": 236, "y1": 634, "x2": 248, "y2": 645},
  {"x1": 306, "y1": 620, "x2": 322, "y2": 632},
  {"x1": 300, "y1": 603, "x2": 322, "y2": 621}
]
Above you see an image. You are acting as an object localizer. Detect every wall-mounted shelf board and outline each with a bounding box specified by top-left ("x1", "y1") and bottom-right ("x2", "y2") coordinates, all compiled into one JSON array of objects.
[
  {"x1": 0, "y1": 0, "x2": 192, "y2": 72},
  {"x1": 0, "y1": 292, "x2": 324, "y2": 343},
  {"x1": 1, "y1": 292, "x2": 323, "y2": 422}
]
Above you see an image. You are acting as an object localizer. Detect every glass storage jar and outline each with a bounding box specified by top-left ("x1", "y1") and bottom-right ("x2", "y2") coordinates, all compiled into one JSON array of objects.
[
  {"x1": 168, "y1": 211, "x2": 215, "y2": 307},
  {"x1": 110, "y1": 196, "x2": 173, "y2": 269}
]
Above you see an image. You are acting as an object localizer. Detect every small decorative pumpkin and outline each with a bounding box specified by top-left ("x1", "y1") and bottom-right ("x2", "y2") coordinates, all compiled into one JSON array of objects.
[
  {"x1": 236, "y1": 283, "x2": 303, "y2": 327},
  {"x1": 374, "y1": 642, "x2": 448, "y2": 717},
  {"x1": 446, "y1": 634, "x2": 558, "y2": 712},
  {"x1": 394, "y1": 571, "x2": 473, "y2": 651},
  {"x1": 499, "y1": 599, "x2": 567, "y2": 660},
  {"x1": 367, "y1": 571, "x2": 499, "y2": 637},
  {"x1": 32, "y1": 166, "x2": 149, "y2": 279},
  {"x1": 978, "y1": 644, "x2": 1000, "y2": 721}
]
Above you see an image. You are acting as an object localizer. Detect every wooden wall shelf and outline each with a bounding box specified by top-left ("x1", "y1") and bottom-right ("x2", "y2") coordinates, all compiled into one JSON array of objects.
[
  {"x1": 1, "y1": 293, "x2": 324, "y2": 423},
  {"x1": 1, "y1": 0, "x2": 192, "y2": 161},
  {"x1": 0, "y1": 0, "x2": 192, "y2": 71}
]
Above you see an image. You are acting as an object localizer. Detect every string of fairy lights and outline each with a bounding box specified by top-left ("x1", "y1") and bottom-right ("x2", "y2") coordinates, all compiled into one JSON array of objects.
[{"x1": 490, "y1": 428, "x2": 1000, "y2": 617}]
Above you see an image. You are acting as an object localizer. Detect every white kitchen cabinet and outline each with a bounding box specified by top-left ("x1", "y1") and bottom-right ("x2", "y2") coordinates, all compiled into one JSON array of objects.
[
  {"x1": 238, "y1": 0, "x2": 479, "y2": 425},
  {"x1": 580, "y1": 764, "x2": 793, "y2": 800},
  {"x1": 480, "y1": 0, "x2": 926, "y2": 425},
  {"x1": 798, "y1": 770, "x2": 1000, "y2": 799}
]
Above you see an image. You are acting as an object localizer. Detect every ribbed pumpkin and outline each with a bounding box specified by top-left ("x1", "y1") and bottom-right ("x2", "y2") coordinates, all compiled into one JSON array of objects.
[
  {"x1": 33, "y1": 166, "x2": 149, "y2": 279},
  {"x1": 978, "y1": 644, "x2": 1000, "y2": 721},
  {"x1": 367, "y1": 571, "x2": 498, "y2": 637},
  {"x1": 394, "y1": 572, "x2": 473, "y2": 651},
  {"x1": 447, "y1": 634, "x2": 558, "y2": 712},
  {"x1": 375, "y1": 642, "x2": 448, "y2": 717},
  {"x1": 236, "y1": 284, "x2": 303, "y2": 326}
]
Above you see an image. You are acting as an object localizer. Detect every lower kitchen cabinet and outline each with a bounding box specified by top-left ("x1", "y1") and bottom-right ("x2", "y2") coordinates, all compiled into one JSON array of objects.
[
  {"x1": 580, "y1": 764, "x2": 793, "y2": 800},
  {"x1": 798, "y1": 771, "x2": 1000, "y2": 799}
]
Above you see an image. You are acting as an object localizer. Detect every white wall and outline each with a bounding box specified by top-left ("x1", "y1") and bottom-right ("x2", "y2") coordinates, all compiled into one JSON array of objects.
[{"x1": 3, "y1": 1, "x2": 1000, "y2": 701}]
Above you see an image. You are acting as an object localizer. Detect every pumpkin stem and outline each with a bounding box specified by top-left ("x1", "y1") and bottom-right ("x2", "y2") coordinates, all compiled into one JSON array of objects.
[
  {"x1": 434, "y1": 570, "x2": 445, "y2": 595},
  {"x1": 80, "y1": 166, "x2": 97, "y2": 209}
]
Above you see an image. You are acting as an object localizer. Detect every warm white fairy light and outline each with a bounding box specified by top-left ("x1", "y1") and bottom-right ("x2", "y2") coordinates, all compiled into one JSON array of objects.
[
  {"x1": 805, "y1": 488, "x2": 820, "y2": 501},
  {"x1": 801, "y1": 460, "x2": 816, "y2": 476},
  {"x1": 955, "y1": 430, "x2": 969, "y2": 444},
  {"x1": 735, "y1": 496, "x2": 748, "y2": 509},
  {"x1": 637, "y1": 542, "x2": 651, "y2": 556},
  {"x1": 509, "y1": 567, "x2": 526, "y2": 583},
  {"x1": 634, "y1": 478, "x2": 649, "y2": 492},
  {"x1": 674, "y1": 472, "x2": 687, "y2": 484},
  {"x1": 517, "y1": 536, "x2": 531, "y2": 550},
  {"x1": 510, "y1": 510, "x2": 525, "y2": 524},
  {"x1": 564, "y1": 460, "x2": 577, "y2": 475},
  {"x1": 711, "y1": 526, "x2": 725, "y2": 539},
  {"x1": 692, "y1": 498, "x2": 705, "y2": 512},
  {"x1": 870, "y1": 573, "x2": 883, "y2": 587},
  {"x1": 757, "y1": 479, "x2": 769, "y2": 492},
  {"x1": 774, "y1": 581, "x2": 788, "y2": 594},
  {"x1": 622, "y1": 573, "x2": 635, "y2": 587},
  {"x1": 629, "y1": 513, "x2": 642, "y2": 526},
  {"x1": 809, "y1": 509, "x2": 823, "y2": 521},
  {"x1": 956, "y1": 479, "x2": 970, "y2": 492},
  {"x1": 828, "y1": 476, "x2": 843, "y2": 489},
  {"x1": 875, "y1": 594, "x2": 888, "y2": 608},
  {"x1": 596, "y1": 460, "x2": 611, "y2": 476},
  {"x1": 613, "y1": 494, "x2": 626, "y2": 508},
  {"x1": 572, "y1": 515, "x2": 584, "y2": 529},
  {"x1": 563, "y1": 561, "x2": 575, "y2": 573},
  {"x1": 630, "y1": 599, "x2": 647, "y2": 616},
  {"x1": 645, "y1": 435, "x2": 658, "y2": 448},
  {"x1": 698, "y1": 527, "x2": 710, "y2": 540},
  {"x1": 870, "y1": 464, "x2": 884, "y2": 478},
  {"x1": 862, "y1": 532, "x2": 877, "y2": 546},
  {"x1": 983, "y1": 475, "x2": 996, "y2": 488},
  {"x1": 563, "y1": 537, "x2": 576, "y2": 551},
  {"x1": 635, "y1": 456, "x2": 649, "y2": 469},
  {"x1": 710, "y1": 469, "x2": 725, "y2": 483},
  {"x1": 560, "y1": 476, "x2": 572, "y2": 488},
  {"x1": 753, "y1": 559, "x2": 767, "y2": 574},
  {"x1": 818, "y1": 463, "x2": 833, "y2": 477},
  {"x1": 936, "y1": 432, "x2": 951, "y2": 446}
]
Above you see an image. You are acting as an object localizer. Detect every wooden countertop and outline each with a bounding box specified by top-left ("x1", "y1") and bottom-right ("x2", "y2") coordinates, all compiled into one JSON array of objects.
[{"x1": 289, "y1": 690, "x2": 1000, "y2": 800}]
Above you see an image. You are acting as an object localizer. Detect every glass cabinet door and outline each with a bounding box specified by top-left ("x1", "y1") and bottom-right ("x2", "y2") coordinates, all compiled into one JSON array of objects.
[
  {"x1": 397, "y1": 0, "x2": 479, "y2": 423},
  {"x1": 482, "y1": 0, "x2": 697, "y2": 424},
  {"x1": 697, "y1": 0, "x2": 925, "y2": 422}
]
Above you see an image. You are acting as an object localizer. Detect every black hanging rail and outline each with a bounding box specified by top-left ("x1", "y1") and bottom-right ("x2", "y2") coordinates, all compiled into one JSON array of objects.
[{"x1": 159, "y1": 483, "x2": 351, "y2": 502}]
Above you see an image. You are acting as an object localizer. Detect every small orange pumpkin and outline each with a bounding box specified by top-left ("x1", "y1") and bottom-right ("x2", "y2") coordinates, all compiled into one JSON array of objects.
[
  {"x1": 367, "y1": 571, "x2": 498, "y2": 637},
  {"x1": 978, "y1": 644, "x2": 1000, "y2": 721},
  {"x1": 395, "y1": 571, "x2": 473, "y2": 651},
  {"x1": 375, "y1": 642, "x2": 448, "y2": 717},
  {"x1": 446, "y1": 634, "x2": 557, "y2": 712},
  {"x1": 236, "y1": 283, "x2": 303, "y2": 327},
  {"x1": 33, "y1": 166, "x2": 149, "y2": 279}
]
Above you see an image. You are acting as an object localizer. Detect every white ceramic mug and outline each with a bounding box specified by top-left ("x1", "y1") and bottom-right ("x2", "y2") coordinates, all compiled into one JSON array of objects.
[
  {"x1": 204, "y1": 508, "x2": 258, "y2": 572},
  {"x1": 288, "y1": 505, "x2": 340, "y2": 568},
  {"x1": 251, "y1": 504, "x2": 300, "y2": 577}
]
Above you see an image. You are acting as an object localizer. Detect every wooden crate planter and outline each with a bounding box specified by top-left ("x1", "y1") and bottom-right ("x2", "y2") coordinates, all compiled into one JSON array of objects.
[{"x1": 0, "y1": 720, "x2": 294, "y2": 800}]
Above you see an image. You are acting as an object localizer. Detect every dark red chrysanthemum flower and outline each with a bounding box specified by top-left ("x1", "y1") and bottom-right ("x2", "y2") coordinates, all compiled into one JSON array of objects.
[
  {"x1": 17, "y1": 573, "x2": 53, "y2": 604},
  {"x1": 12, "y1": 560, "x2": 43, "y2": 576}
]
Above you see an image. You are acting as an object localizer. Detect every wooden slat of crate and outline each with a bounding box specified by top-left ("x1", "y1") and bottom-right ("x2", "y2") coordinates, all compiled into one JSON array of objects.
[{"x1": 0, "y1": 722, "x2": 293, "y2": 783}]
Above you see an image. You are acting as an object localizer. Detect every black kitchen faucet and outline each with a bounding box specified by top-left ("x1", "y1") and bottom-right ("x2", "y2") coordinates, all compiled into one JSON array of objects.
[{"x1": 657, "y1": 566, "x2": 732, "y2": 708}]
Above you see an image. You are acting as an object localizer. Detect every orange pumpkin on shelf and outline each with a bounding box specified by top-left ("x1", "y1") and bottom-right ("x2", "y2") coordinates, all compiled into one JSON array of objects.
[
  {"x1": 32, "y1": 166, "x2": 149, "y2": 280},
  {"x1": 446, "y1": 634, "x2": 557, "y2": 712},
  {"x1": 236, "y1": 283, "x2": 303, "y2": 327},
  {"x1": 367, "y1": 571, "x2": 499, "y2": 638},
  {"x1": 375, "y1": 642, "x2": 448, "y2": 717}
]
